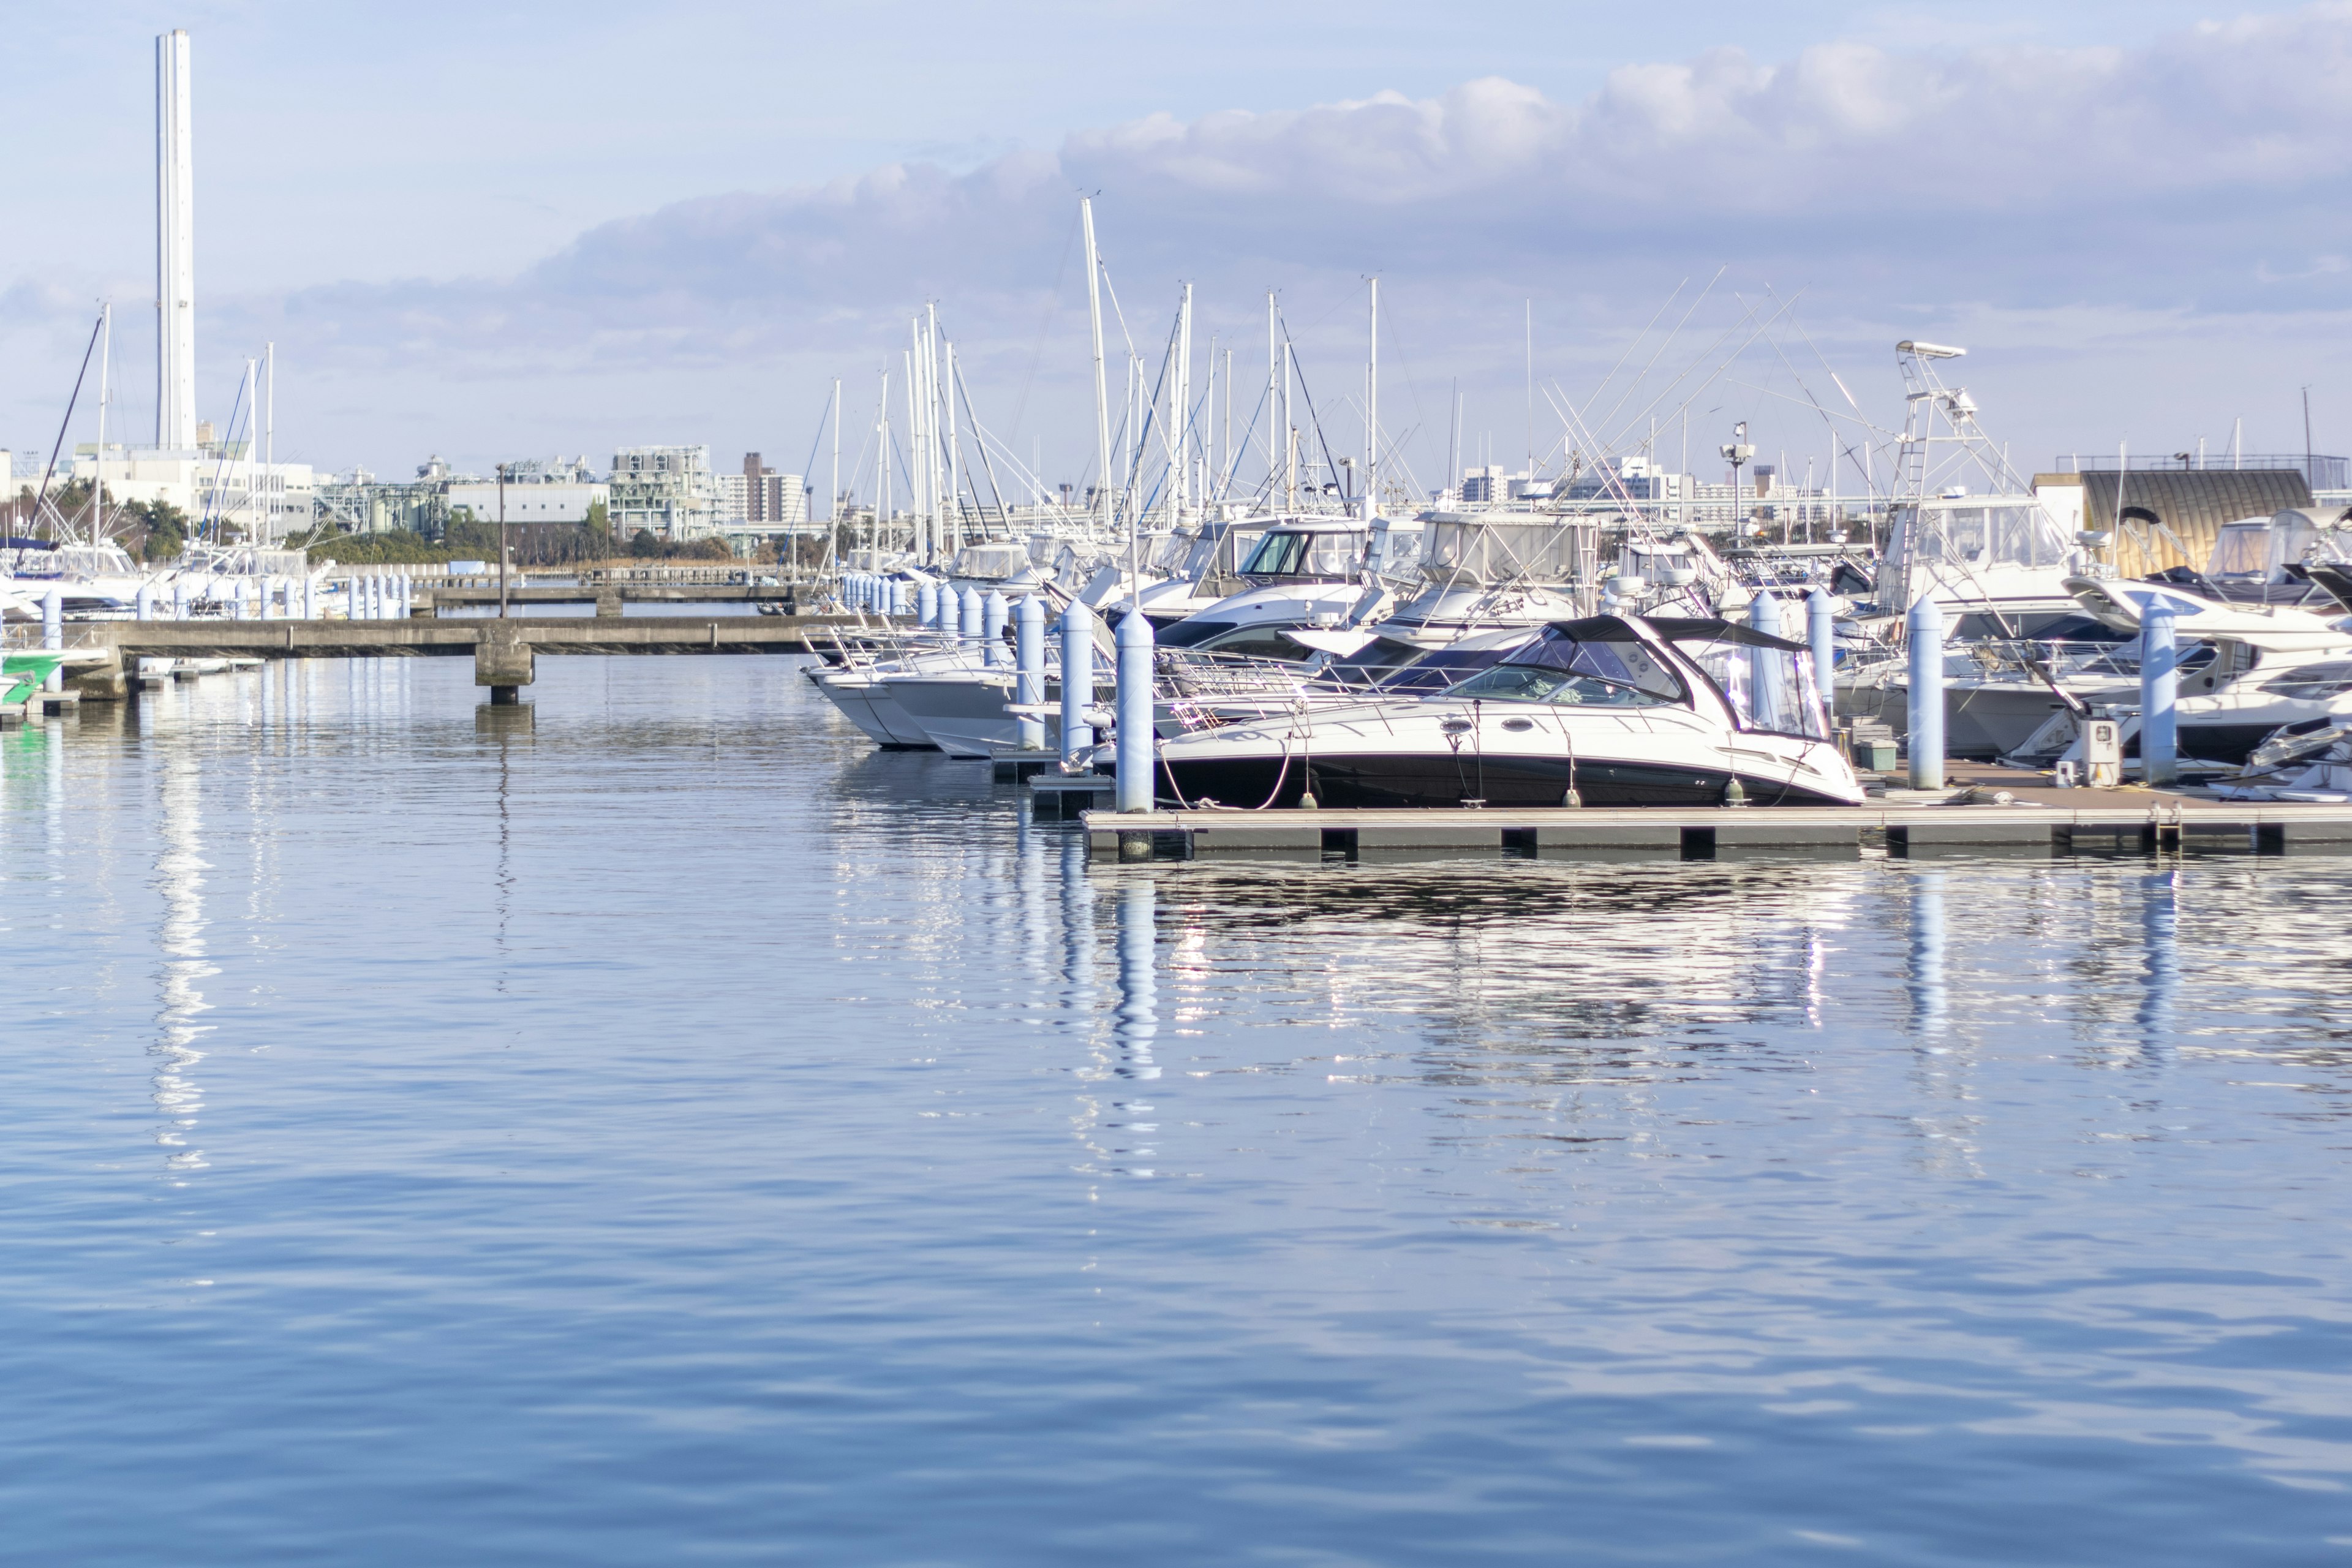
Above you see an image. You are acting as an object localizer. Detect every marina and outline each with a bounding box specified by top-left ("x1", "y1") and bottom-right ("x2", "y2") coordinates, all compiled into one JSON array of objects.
[{"x1": 16, "y1": 10, "x2": 2352, "y2": 1564}]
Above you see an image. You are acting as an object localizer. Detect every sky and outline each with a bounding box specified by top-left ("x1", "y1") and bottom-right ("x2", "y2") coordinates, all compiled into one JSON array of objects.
[{"x1": 6, "y1": 0, "x2": 2352, "y2": 505}]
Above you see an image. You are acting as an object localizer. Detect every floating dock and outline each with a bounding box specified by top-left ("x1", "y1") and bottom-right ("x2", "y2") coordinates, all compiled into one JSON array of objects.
[{"x1": 1080, "y1": 801, "x2": 2352, "y2": 860}]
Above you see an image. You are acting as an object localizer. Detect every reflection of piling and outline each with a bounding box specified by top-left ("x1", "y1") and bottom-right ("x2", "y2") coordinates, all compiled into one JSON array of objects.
[
  {"x1": 1909, "y1": 867, "x2": 1947, "y2": 1037},
  {"x1": 1114, "y1": 878, "x2": 1159, "y2": 1072}
]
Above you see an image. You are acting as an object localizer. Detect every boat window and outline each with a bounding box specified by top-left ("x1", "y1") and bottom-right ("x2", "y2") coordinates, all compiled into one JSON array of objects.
[
  {"x1": 1241, "y1": 530, "x2": 1360, "y2": 578},
  {"x1": 1449, "y1": 629, "x2": 1685, "y2": 707},
  {"x1": 1450, "y1": 660, "x2": 1674, "y2": 707},
  {"x1": 1373, "y1": 647, "x2": 1513, "y2": 693},
  {"x1": 1673, "y1": 634, "x2": 1833, "y2": 739},
  {"x1": 2260, "y1": 660, "x2": 2352, "y2": 700},
  {"x1": 1147, "y1": 533, "x2": 1194, "y2": 573},
  {"x1": 1155, "y1": 619, "x2": 1235, "y2": 649},
  {"x1": 1196, "y1": 625, "x2": 1319, "y2": 662}
]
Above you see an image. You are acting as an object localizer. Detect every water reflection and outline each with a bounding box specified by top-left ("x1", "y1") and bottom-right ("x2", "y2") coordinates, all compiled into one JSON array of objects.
[
  {"x1": 153, "y1": 752, "x2": 213, "y2": 1175},
  {"x1": 2138, "y1": 868, "x2": 2180, "y2": 1040},
  {"x1": 1113, "y1": 877, "x2": 1158, "y2": 1075},
  {"x1": 1908, "y1": 866, "x2": 1948, "y2": 1039}
]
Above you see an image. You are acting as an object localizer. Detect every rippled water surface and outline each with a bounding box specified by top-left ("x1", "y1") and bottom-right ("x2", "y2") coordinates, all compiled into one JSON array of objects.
[{"x1": 9, "y1": 656, "x2": 2352, "y2": 1565}]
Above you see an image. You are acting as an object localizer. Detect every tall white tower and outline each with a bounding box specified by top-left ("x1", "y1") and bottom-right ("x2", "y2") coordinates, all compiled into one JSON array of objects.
[{"x1": 156, "y1": 29, "x2": 195, "y2": 450}]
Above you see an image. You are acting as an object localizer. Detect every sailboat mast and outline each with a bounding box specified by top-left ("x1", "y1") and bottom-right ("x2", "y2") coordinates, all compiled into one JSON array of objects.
[
  {"x1": 943, "y1": 337, "x2": 961, "y2": 556},
  {"x1": 1365, "y1": 276, "x2": 1378, "y2": 521},
  {"x1": 1265, "y1": 292, "x2": 1277, "y2": 486},
  {"x1": 91, "y1": 302, "x2": 111, "y2": 546},
  {"x1": 1174, "y1": 282, "x2": 1192, "y2": 522},
  {"x1": 1080, "y1": 198, "x2": 1113, "y2": 538}
]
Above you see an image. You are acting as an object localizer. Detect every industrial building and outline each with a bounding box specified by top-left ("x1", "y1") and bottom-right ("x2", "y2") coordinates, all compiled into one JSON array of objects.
[{"x1": 609, "y1": 446, "x2": 720, "y2": 539}]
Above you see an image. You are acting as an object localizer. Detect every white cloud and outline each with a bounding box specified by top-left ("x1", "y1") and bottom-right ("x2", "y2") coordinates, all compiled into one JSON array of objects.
[{"x1": 19, "y1": 4, "x2": 2352, "y2": 471}]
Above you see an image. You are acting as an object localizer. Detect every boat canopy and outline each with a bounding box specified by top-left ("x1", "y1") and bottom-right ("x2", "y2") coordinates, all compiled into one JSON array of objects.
[
  {"x1": 1419, "y1": 514, "x2": 1596, "y2": 587},
  {"x1": 1888, "y1": 496, "x2": 2071, "y2": 571},
  {"x1": 2206, "y1": 510, "x2": 2325, "y2": 584},
  {"x1": 949, "y1": 543, "x2": 1033, "y2": 581}
]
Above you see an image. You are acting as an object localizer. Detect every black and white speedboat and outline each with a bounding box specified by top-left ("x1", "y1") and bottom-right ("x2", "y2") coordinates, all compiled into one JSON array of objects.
[{"x1": 1145, "y1": 613, "x2": 1861, "y2": 809}]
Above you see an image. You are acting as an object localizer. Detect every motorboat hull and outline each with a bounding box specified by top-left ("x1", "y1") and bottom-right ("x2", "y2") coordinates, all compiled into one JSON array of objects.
[{"x1": 1155, "y1": 750, "x2": 1858, "y2": 810}]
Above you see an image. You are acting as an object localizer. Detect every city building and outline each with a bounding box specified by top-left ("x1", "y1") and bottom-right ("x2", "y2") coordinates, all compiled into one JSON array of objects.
[{"x1": 719, "y1": 452, "x2": 809, "y2": 530}]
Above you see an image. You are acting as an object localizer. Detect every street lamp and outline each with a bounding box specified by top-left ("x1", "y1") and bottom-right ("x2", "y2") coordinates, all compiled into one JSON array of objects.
[
  {"x1": 496, "y1": 462, "x2": 510, "y2": 619},
  {"x1": 1718, "y1": 421, "x2": 1755, "y2": 537}
]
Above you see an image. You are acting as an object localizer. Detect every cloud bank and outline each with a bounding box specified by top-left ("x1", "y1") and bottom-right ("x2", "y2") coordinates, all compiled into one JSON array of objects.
[{"x1": 23, "y1": 5, "x2": 2352, "y2": 476}]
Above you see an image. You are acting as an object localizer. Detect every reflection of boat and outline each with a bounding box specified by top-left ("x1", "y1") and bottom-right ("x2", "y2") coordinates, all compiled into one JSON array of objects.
[{"x1": 1149, "y1": 613, "x2": 1858, "y2": 809}]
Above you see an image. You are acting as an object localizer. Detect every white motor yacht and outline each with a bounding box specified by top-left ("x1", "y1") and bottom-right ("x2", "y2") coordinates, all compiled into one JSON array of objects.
[{"x1": 1145, "y1": 612, "x2": 1859, "y2": 810}]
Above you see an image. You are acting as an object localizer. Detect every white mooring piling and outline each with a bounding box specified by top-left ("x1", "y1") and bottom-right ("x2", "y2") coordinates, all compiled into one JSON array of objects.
[
  {"x1": 1807, "y1": 587, "x2": 1834, "y2": 707},
  {"x1": 1746, "y1": 592, "x2": 1785, "y2": 736},
  {"x1": 43, "y1": 587, "x2": 63, "y2": 690},
  {"x1": 959, "y1": 586, "x2": 984, "y2": 644},
  {"x1": 2143, "y1": 598, "x2": 2179, "y2": 786},
  {"x1": 1115, "y1": 609, "x2": 1155, "y2": 815},
  {"x1": 1016, "y1": 595, "x2": 1046, "y2": 751},
  {"x1": 1060, "y1": 601, "x2": 1095, "y2": 769},
  {"x1": 172, "y1": 581, "x2": 190, "y2": 621},
  {"x1": 983, "y1": 590, "x2": 1008, "y2": 666},
  {"x1": 1907, "y1": 594, "x2": 1946, "y2": 790},
  {"x1": 302, "y1": 575, "x2": 317, "y2": 620},
  {"x1": 918, "y1": 582, "x2": 938, "y2": 627}
]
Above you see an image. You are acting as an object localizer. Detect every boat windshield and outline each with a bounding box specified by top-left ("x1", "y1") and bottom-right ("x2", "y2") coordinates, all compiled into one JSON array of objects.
[
  {"x1": 1670, "y1": 632, "x2": 1833, "y2": 739},
  {"x1": 1242, "y1": 530, "x2": 1362, "y2": 578},
  {"x1": 1449, "y1": 627, "x2": 1686, "y2": 707}
]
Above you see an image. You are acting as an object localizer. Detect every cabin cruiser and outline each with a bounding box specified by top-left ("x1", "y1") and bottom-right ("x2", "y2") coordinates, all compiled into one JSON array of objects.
[
  {"x1": 1994, "y1": 578, "x2": 2352, "y2": 767},
  {"x1": 3, "y1": 538, "x2": 153, "y2": 615},
  {"x1": 1151, "y1": 516, "x2": 1417, "y2": 660},
  {"x1": 1127, "y1": 517, "x2": 1275, "y2": 624},
  {"x1": 804, "y1": 635, "x2": 992, "y2": 749},
  {"x1": 2150, "y1": 508, "x2": 2348, "y2": 608},
  {"x1": 1858, "y1": 576, "x2": 2352, "y2": 761},
  {"x1": 1143, "y1": 612, "x2": 1859, "y2": 809}
]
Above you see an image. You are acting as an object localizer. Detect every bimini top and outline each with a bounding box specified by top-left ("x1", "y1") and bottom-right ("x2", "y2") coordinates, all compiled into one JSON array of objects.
[{"x1": 1544, "y1": 614, "x2": 1809, "y2": 654}]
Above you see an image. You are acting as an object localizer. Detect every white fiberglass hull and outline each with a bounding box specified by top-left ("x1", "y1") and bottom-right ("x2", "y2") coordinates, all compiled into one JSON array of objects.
[{"x1": 1153, "y1": 699, "x2": 1860, "y2": 810}]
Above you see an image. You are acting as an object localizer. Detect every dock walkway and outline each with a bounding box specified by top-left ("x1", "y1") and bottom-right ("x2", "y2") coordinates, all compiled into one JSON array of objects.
[{"x1": 1080, "y1": 799, "x2": 2352, "y2": 860}]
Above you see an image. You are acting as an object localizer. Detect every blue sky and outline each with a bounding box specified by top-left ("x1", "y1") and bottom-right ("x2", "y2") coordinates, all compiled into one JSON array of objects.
[{"x1": 7, "y1": 1, "x2": 2351, "y2": 501}]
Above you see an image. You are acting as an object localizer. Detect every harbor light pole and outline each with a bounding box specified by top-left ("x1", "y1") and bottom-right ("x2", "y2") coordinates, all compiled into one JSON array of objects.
[
  {"x1": 1719, "y1": 421, "x2": 1754, "y2": 536},
  {"x1": 497, "y1": 462, "x2": 509, "y2": 619}
]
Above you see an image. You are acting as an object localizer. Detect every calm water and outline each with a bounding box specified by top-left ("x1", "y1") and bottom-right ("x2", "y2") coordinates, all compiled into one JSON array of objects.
[{"x1": 9, "y1": 657, "x2": 2352, "y2": 1565}]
